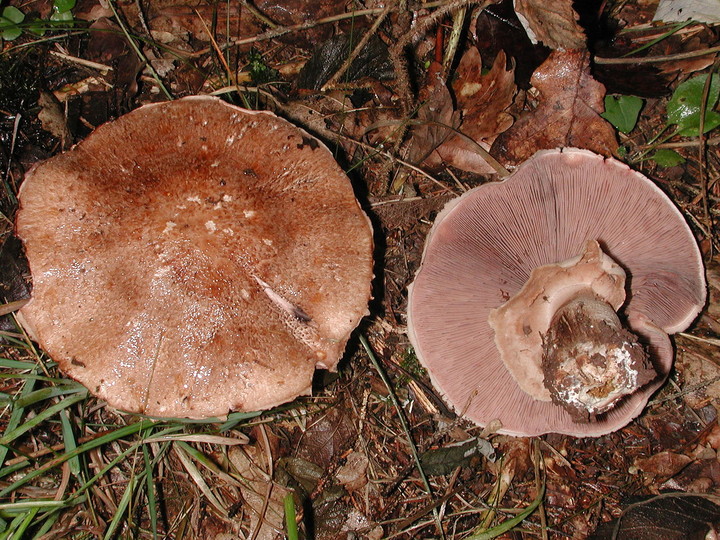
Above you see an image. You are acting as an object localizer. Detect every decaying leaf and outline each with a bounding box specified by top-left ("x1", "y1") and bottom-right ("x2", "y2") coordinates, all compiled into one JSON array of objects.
[
  {"x1": 589, "y1": 494, "x2": 720, "y2": 540},
  {"x1": 334, "y1": 451, "x2": 369, "y2": 491},
  {"x1": 513, "y1": 0, "x2": 586, "y2": 50},
  {"x1": 654, "y1": 0, "x2": 720, "y2": 24},
  {"x1": 37, "y1": 91, "x2": 71, "y2": 149},
  {"x1": 255, "y1": 0, "x2": 347, "y2": 47},
  {"x1": 295, "y1": 406, "x2": 356, "y2": 470},
  {"x1": 228, "y1": 444, "x2": 289, "y2": 540},
  {"x1": 632, "y1": 451, "x2": 692, "y2": 480},
  {"x1": 410, "y1": 50, "x2": 516, "y2": 174},
  {"x1": 492, "y1": 49, "x2": 618, "y2": 165},
  {"x1": 475, "y1": 0, "x2": 550, "y2": 89},
  {"x1": 405, "y1": 61, "x2": 459, "y2": 166},
  {"x1": 296, "y1": 33, "x2": 393, "y2": 90}
]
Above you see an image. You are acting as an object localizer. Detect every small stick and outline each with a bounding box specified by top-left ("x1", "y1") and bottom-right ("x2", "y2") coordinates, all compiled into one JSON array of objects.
[
  {"x1": 321, "y1": 2, "x2": 395, "y2": 91},
  {"x1": 595, "y1": 45, "x2": 720, "y2": 64},
  {"x1": 49, "y1": 50, "x2": 113, "y2": 73}
]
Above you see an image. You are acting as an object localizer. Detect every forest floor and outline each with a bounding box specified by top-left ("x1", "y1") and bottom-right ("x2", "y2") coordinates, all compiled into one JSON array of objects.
[{"x1": 0, "y1": 0, "x2": 719, "y2": 538}]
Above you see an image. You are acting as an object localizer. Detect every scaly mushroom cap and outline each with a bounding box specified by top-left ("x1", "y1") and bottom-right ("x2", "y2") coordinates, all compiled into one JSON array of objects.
[
  {"x1": 16, "y1": 96, "x2": 374, "y2": 419},
  {"x1": 407, "y1": 148, "x2": 705, "y2": 437}
]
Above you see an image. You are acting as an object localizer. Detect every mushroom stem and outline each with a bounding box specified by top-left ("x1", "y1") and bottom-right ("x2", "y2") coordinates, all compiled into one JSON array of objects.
[{"x1": 541, "y1": 295, "x2": 657, "y2": 423}]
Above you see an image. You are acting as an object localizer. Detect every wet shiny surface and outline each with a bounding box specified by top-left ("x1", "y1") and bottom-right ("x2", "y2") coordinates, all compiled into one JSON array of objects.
[{"x1": 16, "y1": 96, "x2": 374, "y2": 418}]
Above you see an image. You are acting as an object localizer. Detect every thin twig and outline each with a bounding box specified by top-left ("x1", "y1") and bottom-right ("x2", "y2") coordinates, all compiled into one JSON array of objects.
[
  {"x1": 441, "y1": 7, "x2": 467, "y2": 80},
  {"x1": 322, "y1": 2, "x2": 395, "y2": 91},
  {"x1": 697, "y1": 61, "x2": 719, "y2": 249},
  {"x1": 595, "y1": 45, "x2": 720, "y2": 64},
  {"x1": 228, "y1": 2, "x2": 449, "y2": 49},
  {"x1": 240, "y1": 0, "x2": 278, "y2": 29},
  {"x1": 359, "y1": 334, "x2": 445, "y2": 539},
  {"x1": 107, "y1": 0, "x2": 173, "y2": 100},
  {"x1": 49, "y1": 50, "x2": 113, "y2": 73},
  {"x1": 249, "y1": 424, "x2": 274, "y2": 540}
]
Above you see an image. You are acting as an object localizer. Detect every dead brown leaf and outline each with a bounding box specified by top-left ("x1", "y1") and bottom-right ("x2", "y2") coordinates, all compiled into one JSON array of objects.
[
  {"x1": 406, "y1": 61, "x2": 459, "y2": 167},
  {"x1": 633, "y1": 451, "x2": 692, "y2": 480},
  {"x1": 37, "y1": 92, "x2": 71, "y2": 149},
  {"x1": 412, "y1": 50, "x2": 516, "y2": 174},
  {"x1": 491, "y1": 49, "x2": 618, "y2": 165},
  {"x1": 334, "y1": 451, "x2": 369, "y2": 492},
  {"x1": 656, "y1": 33, "x2": 717, "y2": 76},
  {"x1": 295, "y1": 406, "x2": 356, "y2": 471},
  {"x1": 453, "y1": 48, "x2": 516, "y2": 142},
  {"x1": 228, "y1": 444, "x2": 289, "y2": 540},
  {"x1": 514, "y1": 0, "x2": 586, "y2": 50}
]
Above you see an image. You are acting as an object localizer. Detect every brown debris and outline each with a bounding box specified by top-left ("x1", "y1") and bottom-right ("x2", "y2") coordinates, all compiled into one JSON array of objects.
[
  {"x1": 435, "y1": 49, "x2": 516, "y2": 173},
  {"x1": 1, "y1": 1, "x2": 719, "y2": 538},
  {"x1": 513, "y1": 0, "x2": 586, "y2": 50},
  {"x1": 492, "y1": 50, "x2": 618, "y2": 165}
]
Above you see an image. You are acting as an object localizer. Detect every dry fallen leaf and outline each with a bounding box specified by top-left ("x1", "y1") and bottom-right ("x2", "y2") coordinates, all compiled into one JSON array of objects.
[
  {"x1": 514, "y1": 0, "x2": 586, "y2": 50},
  {"x1": 633, "y1": 451, "x2": 693, "y2": 480},
  {"x1": 228, "y1": 444, "x2": 289, "y2": 540},
  {"x1": 492, "y1": 49, "x2": 618, "y2": 165},
  {"x1": 411, "y1": 50, "x2": 516, "y2": 174},
  {"x1": 405, "y1": 61, "x2": 459, "y2": 166},
  {"x1": 37, "y1": 91, "x2": 71, "y2": 149}
]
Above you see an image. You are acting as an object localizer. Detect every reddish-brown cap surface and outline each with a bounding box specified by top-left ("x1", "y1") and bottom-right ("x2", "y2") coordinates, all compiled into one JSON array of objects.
[
  {"x1": 407, "y1": 148, "x2": 706, "y2": 437},
  {"x1": 16, "y1": 96, "x2": 374, "y2": 419}
]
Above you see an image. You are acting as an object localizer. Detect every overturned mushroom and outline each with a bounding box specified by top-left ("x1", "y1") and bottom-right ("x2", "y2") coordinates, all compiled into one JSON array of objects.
[
  {"x1": 16, "y1": 96, "x2": 374, "y2": 419},
  {"x1": 407, "y1": 148, "x2": 705, "y2": 437}
]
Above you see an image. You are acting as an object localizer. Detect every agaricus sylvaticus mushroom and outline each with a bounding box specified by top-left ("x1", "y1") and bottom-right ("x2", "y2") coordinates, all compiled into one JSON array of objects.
[
  {"x1": 407, "y1": 148, "x2": 706, "y2": 437},
  {"x1": 16, "y1": 96, "x2": 374, "y2": 419}
]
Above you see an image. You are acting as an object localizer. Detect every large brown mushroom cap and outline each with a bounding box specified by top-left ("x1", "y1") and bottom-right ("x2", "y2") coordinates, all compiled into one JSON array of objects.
[
  {"x1": 407, "y1": 148, "x2": 706, "y2": 437},
  {"x1": 16, "y1": 96, "x2": 374, "y2": 419}
]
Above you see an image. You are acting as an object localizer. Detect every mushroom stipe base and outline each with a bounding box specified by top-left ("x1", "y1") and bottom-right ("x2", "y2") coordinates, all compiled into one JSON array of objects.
[{"x1": 541, "y1": 295, "x2": 656, "y2": 423}]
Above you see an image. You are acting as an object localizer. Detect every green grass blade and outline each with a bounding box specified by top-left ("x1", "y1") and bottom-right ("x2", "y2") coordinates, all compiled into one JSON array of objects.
[
  {"x1": 0, "y1": 391, "x2": 87, "y2": 446},
  {"x1": 0, "y1": 358, "x2": 38, "y2": 370},
  {"x1": 0, "y1": 419, "x2": 158, "y2": 498},
  {"x1": 9, "y1": 507, "x2": 38, "y2": 540},
  {"x1": 104, "y1": 472, "x2": 140, "y2": 540},
  {"x1": 13, "y1": 383, "x2": 85, "y2": 409},
  {"x1": 0, "y1": 501, "x2": 64, "y2": 512},
  {"x1": 359, "y1": 334, "x2": 444, "y2": 537},
  {"x1": 58, "y1": 409, "x2": 80, "y2": 477},
  {"x1": 284, "y1": 493, "x2": 299, "y2": 540},
  {"x1": 143, "y1": 445, "x2": 159, "y2": 540},
  {"x1": 466, "y1": 483, "x2": 545, "y2": 540},
  {"x1": 0, "y1": 376, "x2": 37, "y2": 469}
]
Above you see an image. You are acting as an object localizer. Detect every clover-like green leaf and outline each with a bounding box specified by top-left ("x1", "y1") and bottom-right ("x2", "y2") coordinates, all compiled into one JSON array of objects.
[
  {"x1": 0, "y1": 6, "x2": 25, "y2": 41},
  {"x1": 50, "y1": 9, "x2": 73, "y2": 23},
  {"x1": 667, "y1": 74, "x2": 720, "y2": 136},
  {"x1": 1, "y1": 6, "x2": 24, "y2": 24},
  {"x1": 652, "y1": 149, "x2": 686, "y2": 167},
  {"x1": 601, "y1": 95, "x2": 644, "y2": 134},
  {"x1": 53, "y1": 0, "x2": 76, "y2": 14}
]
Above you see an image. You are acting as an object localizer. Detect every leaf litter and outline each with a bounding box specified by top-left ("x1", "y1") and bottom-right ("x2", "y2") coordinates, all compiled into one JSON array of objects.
[{"x1": 0, "y1": 0, "x2": 719, "y2": 538}]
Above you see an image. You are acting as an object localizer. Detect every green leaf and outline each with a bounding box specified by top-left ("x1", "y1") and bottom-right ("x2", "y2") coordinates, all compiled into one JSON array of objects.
[
  {"x1": 466, "y1": 483, "x2": 546, "y2": 539},
  {"x1": 601, "y1": 95, "x2": 644, "y2": 134},
  {"x1": 652, "y1": 149, "x2": 686, "y2": 167},
  {"x1": 0, "y1": 8, "x2": 24, "y2": 42},
  {"x1": 28, "y1": 19, "x2": 47, "y2": 36},
  {"x1": 1, "y1": 27, "x2": 21, "y2": 40},
  {"x1": 667, "y1": 74, "x2": 720, "y2": 136},
  {"x1": 53, "y1": 0, "x2": 76, "y2": 13},
  {"x1": 50, "y1": 10, "x2": 73, "y2": 23},
  {"x1": 1, "y1": 7, "x2": 25, "y2": 25}
]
